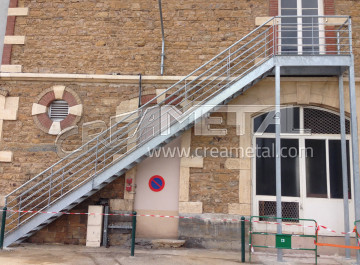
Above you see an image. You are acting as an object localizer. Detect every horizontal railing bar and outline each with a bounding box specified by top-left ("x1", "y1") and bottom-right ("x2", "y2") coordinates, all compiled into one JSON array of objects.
[{"x1": 4, "y1": 15, "x2": 352, "y2": 236}]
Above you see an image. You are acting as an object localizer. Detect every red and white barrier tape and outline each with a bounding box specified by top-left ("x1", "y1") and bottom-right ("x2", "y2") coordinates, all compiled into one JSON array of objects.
[{"x1": 0, "y1": 209, "x2": 357, "y2": 235}]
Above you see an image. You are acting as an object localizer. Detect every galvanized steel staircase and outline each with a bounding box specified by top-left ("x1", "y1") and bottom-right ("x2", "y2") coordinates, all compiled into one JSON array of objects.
[{"x1": 2, "y1": 15, "x2": 352, "y2": 247}]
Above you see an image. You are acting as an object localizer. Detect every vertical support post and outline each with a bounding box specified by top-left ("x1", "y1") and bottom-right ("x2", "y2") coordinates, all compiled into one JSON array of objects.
[
  {"x1": 130, "y1": 211, "x2": 137, "y2": 256},
  {"x1": 348, "y1": 17, "x2": 360, "y2": 264},
  {"x1": 102, "y1": 205, "x2": 109, "y2": 247},
  {"x1": 337, "y1": 31, "x2": 340, "y2": 55},
  {"x1": 249, "y1": 217, "x2": 253, "y2": 263},
  {"x1": 241, "y1": 216, "x2": 245, "y2": 262},
  {"x1": 339, "y1": 74, "x2": 351, "y2": 259},
  {"x1": 0, "y1": 0, "x2": 10, "y2": 72},
  {"x1": 0, "y1": 206, "x2": 7, "y2": 249},
  {"x1": 275, "y1": 65, "x2": 283, "y2": 262},
  {"x1": 349, "y1": 61, "x2": 360, "y2": 264}
]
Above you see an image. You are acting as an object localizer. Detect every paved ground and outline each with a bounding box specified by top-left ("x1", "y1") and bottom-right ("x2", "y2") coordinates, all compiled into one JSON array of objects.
[{"x1": 0, "y1": 244, "x2": 358, "y2": 265}]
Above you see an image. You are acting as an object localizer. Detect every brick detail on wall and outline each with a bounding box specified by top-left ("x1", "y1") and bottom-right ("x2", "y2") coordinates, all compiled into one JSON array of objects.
[
  {"x1": 38, "y1": 91, "x2": 56, "y2": 107},
  {"x1": 36, "y1": 113, "x2": 52, "y2": 130},
  {"x1": 269, "y1": 0, "x2": 278, "y2": 16},
  {"x1": 325, "y1": 26, "x2": 336, "y2": 54},
  {"x1": 60, "y1": 114, "x2": 76, "y2": 130},
  {"x1": 62, "y1": 91, "x2": 78, "y2": 107},
  {"x1": 33, "y1": 86, "x2": 82, "y2": 135},
  {"x1": 324, "y1": 0, "x2": 335, "y2": 54},
  {"x1": 140, "y1": 94, "x2": 157, "y2": 105},
  {"x1": 324, "y1": 0, "x2": 335, "y2": 15},
  {"x1": 2, "y1": 0, "x2": 18, "y2": 65}
]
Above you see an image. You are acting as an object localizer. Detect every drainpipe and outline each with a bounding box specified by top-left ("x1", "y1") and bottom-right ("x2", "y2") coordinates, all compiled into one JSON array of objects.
[
  {"x1": 138, "y1": 74, "x2": 142, "y2": 108},
  {"x1": 158, "y1": 0, "x2": 165, "y2": 75}
]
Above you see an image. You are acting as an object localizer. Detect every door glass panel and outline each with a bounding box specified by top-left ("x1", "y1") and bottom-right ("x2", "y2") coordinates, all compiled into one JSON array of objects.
[
  {"x1": 305, "y1": 139, "x2": 327, "y2": 198},
  {"x1": 281, "y1": 0, "x2": 298, "y2": 54},
  {"x1": 329, "y1": 140, "x2": 352, "y2": 199},
  {"x1": 281, "y1": 139, "x2": 300, "y2": 197},
  {"x1": 256, "y1": 138, "x2": 300, "y2": 197},
  {"x1": 302, "y1": 0, "x2": 319, "y2": 54}
]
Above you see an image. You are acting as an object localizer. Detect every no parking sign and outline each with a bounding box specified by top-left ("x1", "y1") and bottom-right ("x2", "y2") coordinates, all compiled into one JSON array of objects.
[{"x1": 149, "y1": 175, "x2": 165, "y2": 192}]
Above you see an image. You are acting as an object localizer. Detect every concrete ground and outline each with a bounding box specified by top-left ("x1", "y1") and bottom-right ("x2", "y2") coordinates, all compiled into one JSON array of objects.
[{"x1": 0, "y1": 243, "x2": 358, "y2": 265}]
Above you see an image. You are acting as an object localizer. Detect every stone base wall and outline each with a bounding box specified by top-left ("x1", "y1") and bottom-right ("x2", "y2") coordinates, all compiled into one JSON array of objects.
[{"x1": 178, "y1": 213, "x2": 249, "y2": 250}]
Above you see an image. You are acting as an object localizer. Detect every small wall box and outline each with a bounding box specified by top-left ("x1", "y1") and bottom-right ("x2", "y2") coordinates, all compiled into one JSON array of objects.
[{"x1": 276, "y1": 234, "x2": 292, "y2": 249}]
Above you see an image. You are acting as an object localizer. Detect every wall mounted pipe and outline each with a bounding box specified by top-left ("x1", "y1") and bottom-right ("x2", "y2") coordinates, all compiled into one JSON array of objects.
[{"x1": 158, "y1": 0, "x2": 165, "y2": 75}]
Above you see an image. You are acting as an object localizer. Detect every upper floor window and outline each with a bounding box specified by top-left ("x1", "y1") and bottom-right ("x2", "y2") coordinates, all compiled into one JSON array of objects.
[{"x1": 279, "y1": 0, "x2": 323, "y2": 54}]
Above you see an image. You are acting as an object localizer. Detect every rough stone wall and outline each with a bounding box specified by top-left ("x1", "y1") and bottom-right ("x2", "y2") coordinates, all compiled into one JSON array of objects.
[
  {"x1": 335, "y1": 0, "x2": 360, "y2": 76},
  {"x1": 189, "y1": 112, "x2": 240, "y2": 213},
  {"x1": 12, "y1": 0, "x2": 267, "y2": 75},
  {"x1": 8, "y1": 1, "x2": 360, "y2": 76},
  {"x1": 0, "y1": 80, "x2": 166, "y2": 195}
]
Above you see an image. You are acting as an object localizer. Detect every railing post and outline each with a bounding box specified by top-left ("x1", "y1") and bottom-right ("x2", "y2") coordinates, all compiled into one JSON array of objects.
[
  {"x1": 61, "y1": 168, "x2": 64, "y2": 196},
  {"x1": 130, "y1": 211, "x2": 137, "y2": 256},
  {"x1": 312, "y1": 16, "x2": 314, "y2": 55},
  {"x1": 264, "y1": 30, "x2": 267, "y2": 58},
  {"x1": 241, "y1": 216, "x2": 245, "y2": 263},
  {"x1": 0, "y1": 206, "x2": 7, "y2": 249},
  {"x1": 94, "y1": 137, "x2": 99, "y2": 174},
  {"x1": 48, "y1": 170, "x2": 53, "y2": 207},
  {"x1": 227, "y1": 49, "x2": 231, "y2": 80},
  {"x1": 18, "y1": 196, "x2": 22, "y2": 225},
  {"x1": 349, "y1": 17, "x2": 352, "y2": 54},
  {"x1": 273, "y1": 19, "x2": 276, "y2": 55}
]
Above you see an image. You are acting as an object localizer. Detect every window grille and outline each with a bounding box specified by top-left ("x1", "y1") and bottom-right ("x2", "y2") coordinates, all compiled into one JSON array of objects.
[
  {"x1": 304, "y1": 108, "x2": 350, "y2": 134},
  {"x1": 48, "y1": 100, "x2": 69, "y2": 121},
  {"x1": 259, "y1": 201, "x2": 299, "y2": 223}
]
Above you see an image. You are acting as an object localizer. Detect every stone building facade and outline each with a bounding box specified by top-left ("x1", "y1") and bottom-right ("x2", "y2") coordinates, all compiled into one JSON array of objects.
[{"x1": 0, "y1": 0, "x2": 360, "y2": 255}]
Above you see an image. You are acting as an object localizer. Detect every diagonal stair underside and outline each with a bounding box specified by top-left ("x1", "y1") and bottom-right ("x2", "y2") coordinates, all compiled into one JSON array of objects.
[{"x1": 4, "y1": 58, "x2": 275, "y2": 247}]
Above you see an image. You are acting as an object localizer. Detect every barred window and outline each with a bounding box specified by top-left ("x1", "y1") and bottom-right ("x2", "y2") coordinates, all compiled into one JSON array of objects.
[
  {"x1": 259, "y1": 201, "x2": 299, "y2": 222},
  {"x1": 304, "y1": 108, "x2": 350, "y2": 134}
]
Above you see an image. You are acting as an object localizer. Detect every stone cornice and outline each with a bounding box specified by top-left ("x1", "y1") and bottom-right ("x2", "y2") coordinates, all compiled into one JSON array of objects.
[{"x1": 0, "y1": 72, "x2": 356, "y2": 84}]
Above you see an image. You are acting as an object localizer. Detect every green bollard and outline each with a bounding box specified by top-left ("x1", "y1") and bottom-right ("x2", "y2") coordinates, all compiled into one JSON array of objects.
[
  {"x1": 130, "y1": 211, "x2": 137, "y2": 256},
  {"x1": 241, "y1": 216, "x2": 245, "y2": 263},
  {"x1": 0, "y1": 207, "x2": 7, "y2": 250}
]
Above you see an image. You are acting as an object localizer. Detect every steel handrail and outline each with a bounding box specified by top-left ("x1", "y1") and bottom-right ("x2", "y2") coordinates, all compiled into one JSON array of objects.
[
  {"x1": 4, "y1": 15, "x2": 351, "y2": 236},
  {"x1": 4, "y1": 16, "x2": 276, "y2": 200}
]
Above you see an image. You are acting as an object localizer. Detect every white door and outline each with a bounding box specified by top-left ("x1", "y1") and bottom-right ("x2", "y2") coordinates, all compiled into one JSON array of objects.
[
  {"x1": 279, "y1": 0, "x2": 324, "y2": 54},
  {"x1": 252, "y1": 107, "x2": 355, "y2": 236},
  {"x1": 134, "y1": 138, "x2": 181, "y2": 239}
]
